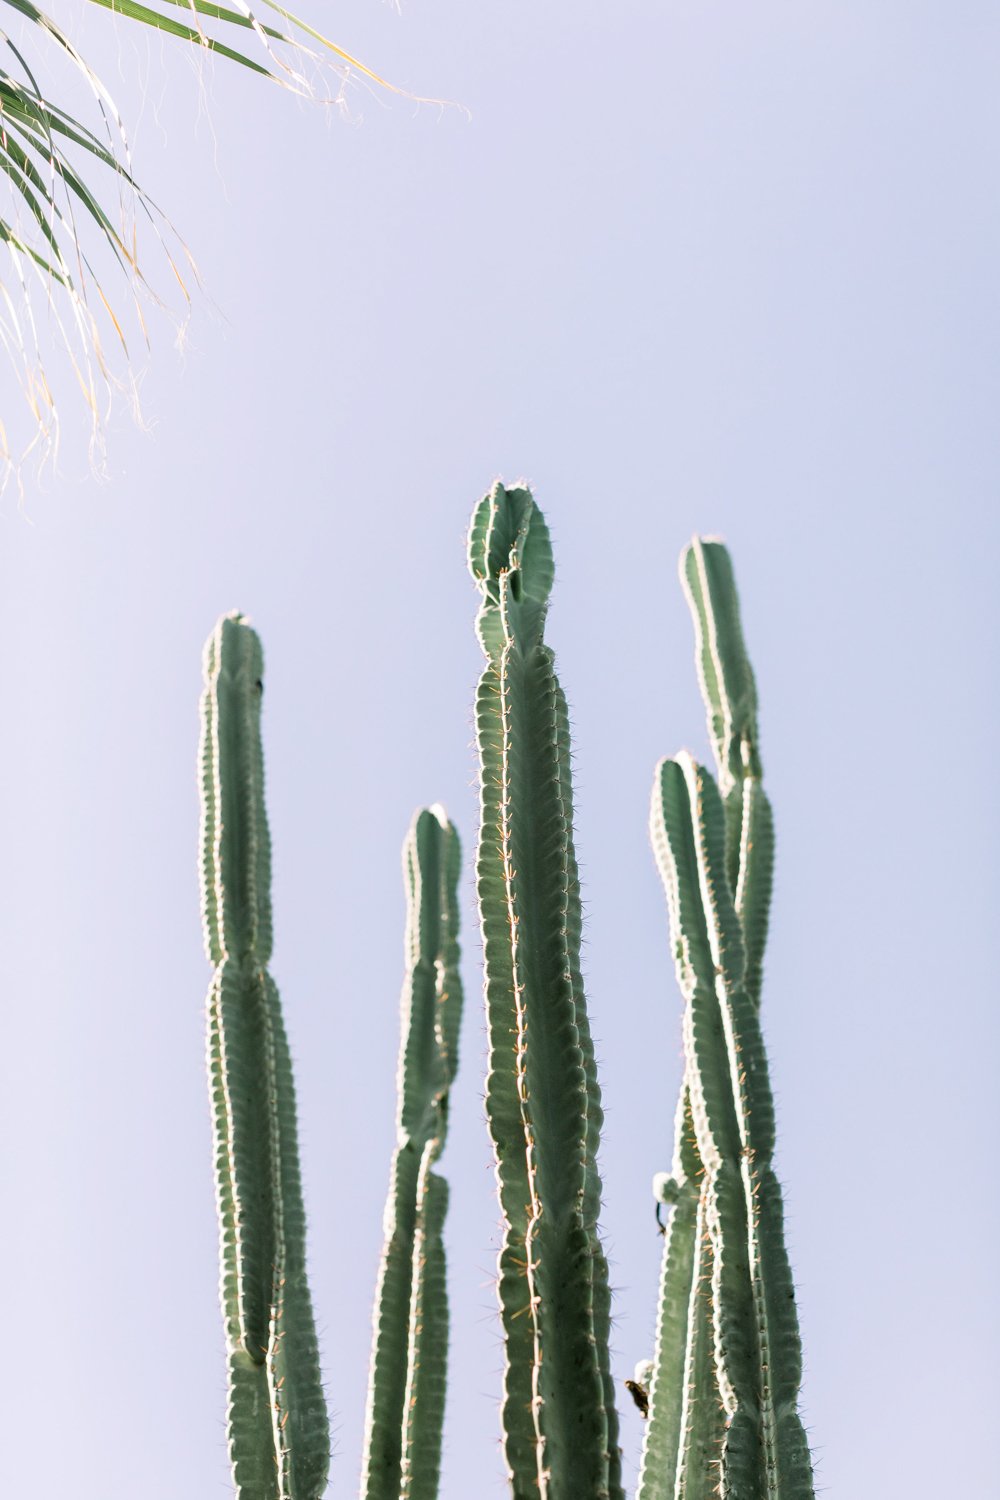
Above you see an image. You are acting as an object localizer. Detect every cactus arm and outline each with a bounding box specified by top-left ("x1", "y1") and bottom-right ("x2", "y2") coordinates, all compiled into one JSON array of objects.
[
  {"x1": 549, "y1": 680, "x2": 623, "y2": 1499},
  {"x1": 207, "y1": 987, "x2": 242, "y2": 1351},
  {"x1": 470, "y1": 483, "x2": 621, "y2": 1500},
  {"x1": 437, "y1": 808, "x2": 464, "y2": 1097},
  {"x1": 228, "y1": 1352, "x2": 279, "y2": 1494},
  {"x1": 268, "y1": 1267, "x2": 333, "y2": 1499},
  {"x1": 209, "y1": 962, "x2": 279, "y2": 1364},
  {"x1": 637, "y1": 1085, "x2": 727, "y2": 1500},
  {"x1": 679, "y1": 540, "x2": 759, "y2": 794},
  {"x1": 361, "y1": 1151, "x2": 422, "y2": 1499},
  {"x1": 673, "y1": 1192, "x2": 727, "y2": 1500},
  {"x1": 400, "y1": 1153, "x2": 450, "y2": 1500},
  {"x1": 399, "y1": 811, "x2": 463, "y2": 1500},
  {"x1": 634, "y1": 1089, "x2": 700, "y2": 1500},
  {"x1": 199, "y1": 613, "x2": 329, "y2": 1500},
  {"x1": 651, "y1": 754, "x2": 814, "y2": 1500},
  {"x1": 680, "y1": 537, "x2": 773, "y2": 1009},
  {"x1": 200, "y1": 627, "x2": 223, "y2": 961},
  {"x1": 501, "y1": 643, "x2": 607, "y2": 1496},
  {"x1": 361, "y1": 808, "x2": 463, "y2": 1500},
  {"x1": 473, "y1": 660, "x2": 537, "y2": 1498},
  {"x1": 199, "y1": 614, "x2": 273, "y2": 970},
  {"x1": 265, "y1": 979, "x2": 330, "y2": 1500},
  {"x1": 732, "y1": 780, "x2": 775, "y2": 1013}
]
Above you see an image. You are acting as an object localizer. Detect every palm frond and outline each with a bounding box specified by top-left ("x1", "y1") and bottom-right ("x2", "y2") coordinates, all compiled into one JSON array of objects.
[{"x1": 0, "y1": 0, "x2": 398, "y2": 493}]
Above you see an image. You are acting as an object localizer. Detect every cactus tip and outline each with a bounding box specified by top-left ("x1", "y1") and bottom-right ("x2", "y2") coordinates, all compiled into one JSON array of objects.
[{"x1": 467, "y1": 480, "x2": 554, "y2": 604}]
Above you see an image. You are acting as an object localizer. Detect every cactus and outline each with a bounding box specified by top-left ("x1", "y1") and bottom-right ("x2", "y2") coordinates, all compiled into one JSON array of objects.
[
  {"x1": 680, "y1": 539, "x2": 774, "y2": 1013},
  {"x1": 199, "y1": 612, "x2": 330, "y2": 1500},
  {"x1": 468, "y1": 481, "x2": 623, "y2": 1500},
  {"x1": 195, "y1": 507, "x2": 816, "y2": 1500},
  {"x1": 360, "y1": 806, "x2": 463, "y2": 1500},
  {"x1": 637, "y1": 542, "x2": 814, "y2": 1500}
]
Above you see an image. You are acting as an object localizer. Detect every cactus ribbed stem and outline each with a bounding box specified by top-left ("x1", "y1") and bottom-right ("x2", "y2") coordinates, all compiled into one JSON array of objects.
[
  {"x1": 361, "y1": 807, "x2": 463, "y2": 1500},
  {"x1": 651, "y1": 756, "x2": 812, "y2": 1499},
  {"x1": 474, "y1": 659, "x2": 536, "y2": 1497},
  {"x1": 635, "y1": 1090, "x2": 724, "y2": 1500},
  {"x1": 680, "y1": 538, "x2": 774, "y2": 1010},
  {"x1": 640, "y1": 542, "x2": 812, "y2": 1500},
  {"x1": 469, "y1": 482, "x2": 622, "y2": 1500},
  {"x1": 199, "y1": 613, "x2": 329, "y2": 1500},
  {"x1": 638, "y1": 540, "x2": 777, "y2": 1499}
]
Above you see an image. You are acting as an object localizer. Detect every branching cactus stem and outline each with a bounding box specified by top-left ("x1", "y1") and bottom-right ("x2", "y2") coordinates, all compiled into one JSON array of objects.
[
  {"x1": 636, "y1": 1089, "x2": 722, "y2": 1500},
  {"x1": 199, "y1": 612, "x2": 329, "y2": 1500},
  {"x1": 361, "y1": 806, "x2": 463, "y2": 1500},
  {"x1": 469, "y1": 481, "x2": 623, "y2": 1500},
  {"x1": 680, "y1": 539, "x2": 774, "y2": 1009},
  {"x1": 638, "y1": 544, "x2": 813, "y2": 1500},
  {"x1": 650, "y1": 755, "x2": 812, "y2": 1498}
]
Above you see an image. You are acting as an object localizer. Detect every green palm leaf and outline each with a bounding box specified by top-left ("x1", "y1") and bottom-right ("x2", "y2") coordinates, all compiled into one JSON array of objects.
[{"x1": 0, "y1": 0, "x2": 397, "y2": 488}]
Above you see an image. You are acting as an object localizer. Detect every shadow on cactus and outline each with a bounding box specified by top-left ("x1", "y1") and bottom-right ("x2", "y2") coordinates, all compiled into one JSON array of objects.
[{"x1": 196, "y1": 482, "x2": 815, "y2": 1500}]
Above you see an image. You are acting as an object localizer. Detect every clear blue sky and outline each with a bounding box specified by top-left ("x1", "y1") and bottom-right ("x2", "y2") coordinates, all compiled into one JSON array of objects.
[{"x1": 1, "y1": 3, "x2": 998, "y2": 1496}]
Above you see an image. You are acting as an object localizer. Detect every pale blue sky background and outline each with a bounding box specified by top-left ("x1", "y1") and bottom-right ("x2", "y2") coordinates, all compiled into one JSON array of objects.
[{"x1": 1, "y1": 3, "x2": 998, "y2": 1496}]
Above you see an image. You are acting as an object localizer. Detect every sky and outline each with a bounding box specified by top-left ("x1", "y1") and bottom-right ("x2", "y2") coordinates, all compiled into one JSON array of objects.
[{"x1": 1, "y1": 3, "x2": 998, "y2": 1497}]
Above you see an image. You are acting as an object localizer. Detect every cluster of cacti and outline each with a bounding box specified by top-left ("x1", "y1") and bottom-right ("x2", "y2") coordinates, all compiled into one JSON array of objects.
[{"x1": 197, "y1": 484, "x2": 815, "y2": 1500}]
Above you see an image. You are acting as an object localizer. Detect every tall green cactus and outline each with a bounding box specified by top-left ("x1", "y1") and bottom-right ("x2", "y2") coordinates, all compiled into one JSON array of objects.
[
  {"x1": 637, "y1": 543, "x2": 813, "y2": 1500},
  {"x1": 468, "y1": 481, "x2": 623, "y2": 1500},
  {"x1": 199, "y1": 612, "x2": 330, "y2": 1500},
  {"x1": 361, "y1": 806, "x2": 463, "y2": 1500}
]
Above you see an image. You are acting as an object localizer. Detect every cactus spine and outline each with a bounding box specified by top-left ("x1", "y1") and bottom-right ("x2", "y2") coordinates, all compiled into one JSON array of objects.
[
  {"x1": 469, "y1": 481, "x2": 623, "y2": 1500},
  {"x1": 200, "y1": 612, "x2": 329, "y2": 1500},
  {"x1": 361, "y1": 806, "x2": 463, "y2": 1500},
  {"x1": 638, "y1": 543, "x2": 813, "y2": 1500}
]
